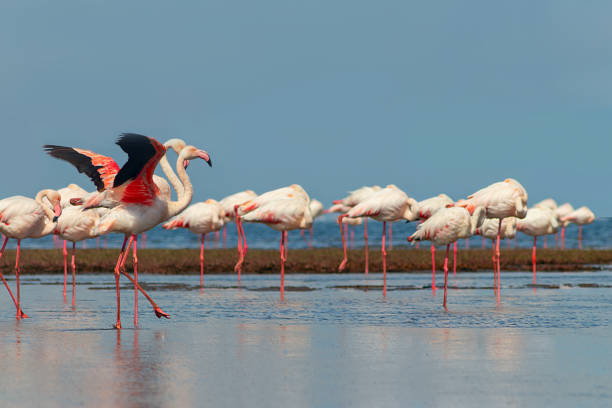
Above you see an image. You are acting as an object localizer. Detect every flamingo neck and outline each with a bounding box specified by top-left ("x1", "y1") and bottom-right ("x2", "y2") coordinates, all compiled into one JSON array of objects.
[
  {"x1": 166, "y1": 151, "x2": 194, "y2": 218},
  {"x1": 35, "y1": 190, "x2": 59, "y2": 236},
  {"x1": 159, "y1": 152, "x2": 184, "y2": 200}
]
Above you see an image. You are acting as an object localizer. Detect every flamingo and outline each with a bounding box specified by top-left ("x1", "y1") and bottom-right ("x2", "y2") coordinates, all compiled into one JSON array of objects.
[
  {"x1": 554, "y1": 203, "x2": 574, "y2": 249},
  {"x1": 338, "y1": 185, "x2": 418, "y2": 295},
  {"x1": 236, "y1": 185, "x2": 312, "y2": 299},
  {"x1": 303, "y1": 198, "x2": 324, "y2": 248},
  {"x1": 533, "y1": 198, "x2": 558, "y2": 248},
  {"x1": 0, "y1": 189, "x2": 62, "y2": 318},
  {"x1": 561, "y1": 206, "x2": 595, "y2": 249},
  {"x1": 45, "y1": 134, "x2": 212, "y2": 328},
  {"x1": 414, "y1": 193, "x2": 454, "y2": 289},
  {"x1": 233, "y1": 185, "x2": 307, "y2": 276},
  {"x1": 516, "y1": 208, "x2": 559, "y2": 285},
  {"x1": 475, "y1": 217, "x2": 517, "y2": 288},
  {"x1": 219, "y1": 190, "x2": 257, "y2": 255},
  {"x1": 163, "y1": 199, "x2": 225, "y2": 288},
  {"x1": 455, "y1": 178, "x2": 528, "y2": 302},
  {"x1": 407, "y1": 206, "x2": 485, "y2": 309},
  {"x1": 332, "y1": 186, "x2": 382, "y2": 274}
]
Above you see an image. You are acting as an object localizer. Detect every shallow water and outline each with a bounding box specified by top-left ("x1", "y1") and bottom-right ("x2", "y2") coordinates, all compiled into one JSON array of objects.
[{"x1": 1, "y1": 271, "x2": 612, "y2": 407}]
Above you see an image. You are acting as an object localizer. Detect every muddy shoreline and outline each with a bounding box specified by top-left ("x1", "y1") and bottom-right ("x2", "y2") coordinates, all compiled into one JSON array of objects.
[{"x1": 1, "y1": 248, "x2": 611, "y2": 274}]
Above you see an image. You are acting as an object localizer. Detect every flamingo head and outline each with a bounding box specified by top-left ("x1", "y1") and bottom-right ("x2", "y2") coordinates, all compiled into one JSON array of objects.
[
  {"x1": 181, "y1": 145, "x2": 212, "y2": 167},
  {"x1": 47, "y1": 191, "x2": 62, "y2": 221}
]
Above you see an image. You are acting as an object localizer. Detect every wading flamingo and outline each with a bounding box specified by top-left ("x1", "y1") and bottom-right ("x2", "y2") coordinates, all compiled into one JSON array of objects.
[
  {"x1": 455, "y1": 178, "x2": 527, "y2": 303},
  {"x1": 554, "y1": 203, "x2": 574, "y2": 249},
  {"x1": 236, "y1": 185, "x2": 312, "y2": 299},
  {"x1": 45, "y1": 134, "x2": 212, "y2": 328},
  {"x1": 516, "y1": 208, "x2": 559, "y2": 285},
  {"x1": 562, "y1": 206, "x2": 595, "y2": 249},
  {"x1": 408, "y1": 206, "x2": 485, "y2": 309},
  {"x1": 163, "y1": 199, "x2": 225, "y2": 288},
  {"x1": 338, "y1": 185, "x2": 418, "y2": 295},
  {"x1": 0, "y1": 190, "x2": 62, "y2": 318},
  {"x1": 414, "y1": 194, "x2": 453, "y2": 289}
]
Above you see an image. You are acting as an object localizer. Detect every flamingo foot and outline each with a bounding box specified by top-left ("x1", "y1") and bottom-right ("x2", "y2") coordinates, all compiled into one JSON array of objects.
[
  {"x1": 154, "y1": 307, "x2": 170, "y2": 319},
  {"x1": 17, "y1": 310, "x2": 29, "y2": 319},
  {"x1": 338, "y1": 259, "x2": 347, "y2": 272},
  {"x1": 114, "y1": 322, "x2": 122, "y2": 329}
]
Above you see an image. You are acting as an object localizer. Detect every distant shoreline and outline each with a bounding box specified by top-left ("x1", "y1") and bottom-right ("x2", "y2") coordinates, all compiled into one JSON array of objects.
[{"x1": 2, "y1": 248, "x2": 611, "y2": 274}]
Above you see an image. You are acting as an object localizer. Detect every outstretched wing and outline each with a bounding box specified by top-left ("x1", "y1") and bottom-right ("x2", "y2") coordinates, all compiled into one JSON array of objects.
[
  {"x1": 112, "y1": 133, "x2": 166, "y2": 205},
  {"x1": 43, "y1": 145, "x2": 120, "y2": 192}
]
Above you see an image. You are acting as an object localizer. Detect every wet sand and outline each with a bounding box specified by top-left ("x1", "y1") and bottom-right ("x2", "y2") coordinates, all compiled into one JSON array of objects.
[{"x1": 2, "y1": 247, "x2": 612, "y2": 274}]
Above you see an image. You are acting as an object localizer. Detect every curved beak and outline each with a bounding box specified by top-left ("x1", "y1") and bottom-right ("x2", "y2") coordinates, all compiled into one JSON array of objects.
[
  {"x1": 53, "y1": 204, "x2": 62, "y2": 222},
  {"x1": 183, "y1": 159, "x2": 190, "y2": 169},
  {"x1": 197, "y1": 150, "x2": 212, "y2": 167}
]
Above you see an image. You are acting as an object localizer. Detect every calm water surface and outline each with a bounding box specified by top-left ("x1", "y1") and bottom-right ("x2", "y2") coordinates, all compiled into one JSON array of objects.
[{"x1": 1, "y1": 271, "x2": 612, "y2": 407}]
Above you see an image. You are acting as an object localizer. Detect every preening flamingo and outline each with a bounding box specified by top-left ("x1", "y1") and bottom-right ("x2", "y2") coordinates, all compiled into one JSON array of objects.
[
  {"x1": 45, "y1": 134, "x2": 212, "y2": 328},
  {"x1": 414, "y1": 193, "x2": 453, "y2": 289},
  {"x1": 554, "y1": 203, "x2": 574, "y2": 249},
  {"x1": 163, "y1": 199, "x2": 225, "y2": 288},
  {"x1": 219, "y1": 190, "x2": 257, "y2": 253},
  {"x1": 0, "y1": 189, "x2": 62, "y2": 318},
  {"x1": 408, "y1": 206, "x2": 485, "y2": 309},
  {"x1": 302, "y1": 198, "x2": 324, "y2": 248},
  {"x1": 516, "y1": 208, "x2": 559, "y2": 285},
  {"x1": 338, "y1": 185, "x2": 418, "y2": 295},
  {"x1": 456, "y1": 178, "x2": 528, "y2": 303},
  {"x1": 561, "y1": 206, "x2": 595, "y2": 249},
  {"x1": 333, "y1": 185, "x2": 382, "y2": 274},
  {"x1": 233, "y1": 185, "x2": 306, "y2": 276},
  {"x1": 475, "y1": 217, "x2": 517, "y2": 289},
  {"x1": 236, "y1": 185, "x2": 312, "y2": 299},
  {"x1": 533, "y1": 198, "x2": 558, "y2": 247}
]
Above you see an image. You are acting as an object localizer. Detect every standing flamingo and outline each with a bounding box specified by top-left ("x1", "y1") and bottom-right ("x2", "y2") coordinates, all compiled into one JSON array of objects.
[
  {"x1": 414, "y1": 194, "x2": 453, "y2": 289},
  {"x1": 533, "y1": 198, "x2": 558, "y2": 248},
  {"x1": 407, "y1": 206, "x2": 485, "y2": 309},
  {"x1": 516, "y1": 207, "x2": 559, "y2": 285},
  {"x1": 233, "y1": 185, "x2": 307, "y2": 276},
  {"x1": 332, "y1": 186, "x2": 382, "y2": 274},
  {"x1": 561, "y1": 206, "x2": 595, "y2": 249},
  {"x1": 475, "y1": 217, "x2": 517, "y2": 289},
  {"x1": 554, "y1": 203, "x2": 574, "y2": 249},
  {"x1": 303, "y1": 198, "x2": 324, "y2": 248},
  {"x1": 236, "y1": 185, "x2": 312, "y2": 299},
  {"x1": 45, "y1": 134, "x2": 212, "y2": 328},
  {"x1": 455, "y1": 178, "x2": 528, "y2": 303},
  {"x1": 0, "y1": 189, "x2": 62, "y2": 318},
  {"x1": 163, "y1": 199, "x2": 225, "y2": 288},
  {"x1": 338, "y1": 185, "x2": 418, "y2": 295},
  {"x1": 219, "y1": 190, "x2": 257, "y2": 253}
]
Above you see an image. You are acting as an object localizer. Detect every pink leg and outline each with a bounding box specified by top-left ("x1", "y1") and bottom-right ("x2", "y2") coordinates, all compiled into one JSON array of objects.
[
  {"x1": 532, "y1": 236, "x2": 537, "y2": 287},
  {"x1": 300, "y1": 229, "x2": 308, "y2": 247},
  {"x1": 350, "y1": 227, "x2": 355, "y2": 250},
  {"x1": 561, "y1": 227, "x2": 565, "y2": 250},
  {"x1": 142, "y1": 232, "x2": 147, "y2": 249},
  {"x1": 223, "y1": 225, "x2": 227, "y2": 249},
  {"x1": 431, "y1": 244, "x2": 436, "y2": 292},
  {"x1": 96, "y1": 237, "x2": 100, "y2": 249},
  {"x1": 82, "y1": 240, "x2": 86, "y2": 249},
  {"x1": 234, "y1": 213, "x2": 244, "y2": 278},
  {"x1": 382, "y1": 221, "x2": 387, "y2": 297},
  {"x1": 389, "y1": 222, "x2": 393, "y2": 250},
  {"x1": 492, "y1": 246, "x2": 497, "y2": 294},
  {"x1": 63, "y1": 240, "x2": 68, "y2": 301},
  {"x1": 453, "y1": 241, "x2": 457, "y2": 276},
  {"x1": 465, "y1": 238, "x2": 469, "y2": 249},
  {"x1": 200, "y1": 233, "x2": 205, "y2": 289},
  {"x1": 280, "y1": 230, "x2": 286, "y2": 300},
  {"x1": 15, "y1": 239, "x2": 26, "y2": 319},
  {"x1": 133, "y1": 234, "x2": 138, "y2": 327},
  {"x1": 71, "y1": 242, "x2": 76, "y2": 307},
  {"x1": 364, "y1": 218, "x2": 369, "y2": 274},
  {"x1": 338, "y1": 215, "x2": 348, "y2": 271},
  {"x1": 215, "y1": 230, "x2": 220, "y2": 248},
  {"x1": 443, "y1": 244, "x2": 450, "y2": 310},
  {"x1": 482, "y1": 236, "x2": 485, "y2": 249},
  {"x1": 579, "y1": 226, "x2": 583, "y2": 249},
  {"x1": 0, "y1": 237, "x2": 27, "y2": 317},
  {"x1": 113, "y1": 235, "x2": 129, "y2": 329},
  {"x1": 496, "y1": 219, "x2": 502, "y2": 303},
  {"x1": 555, "y1": 232, "x2": 559, "y2": 248}
]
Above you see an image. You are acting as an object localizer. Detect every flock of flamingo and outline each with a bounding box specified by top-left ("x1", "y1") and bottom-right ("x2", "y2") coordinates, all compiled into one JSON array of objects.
[{"x1": 0, "y1": 134, "x2": 596, "y2": 327}]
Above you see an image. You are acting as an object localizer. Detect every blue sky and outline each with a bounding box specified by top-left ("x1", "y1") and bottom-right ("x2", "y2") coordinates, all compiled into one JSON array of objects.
[{"x1": 1, "y1": 1, "x2": 611, "y2": 214}]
